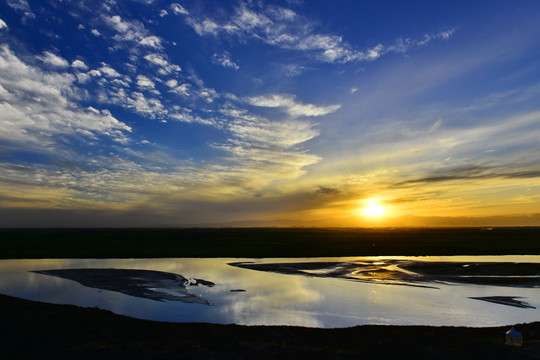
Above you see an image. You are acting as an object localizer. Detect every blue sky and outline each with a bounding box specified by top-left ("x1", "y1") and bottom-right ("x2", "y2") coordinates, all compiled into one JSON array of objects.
[{"x1": 1, "y1": 0, "x2": 539, "y2": 227}]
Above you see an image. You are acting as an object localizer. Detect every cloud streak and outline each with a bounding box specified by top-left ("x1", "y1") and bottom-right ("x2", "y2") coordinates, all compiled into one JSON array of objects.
[
  {"x1": 182, "y1": 2, "x2": 454, "y2": 63},
  {"x1": 246, "y1": 94, "x2": 340, "y2": 117}
]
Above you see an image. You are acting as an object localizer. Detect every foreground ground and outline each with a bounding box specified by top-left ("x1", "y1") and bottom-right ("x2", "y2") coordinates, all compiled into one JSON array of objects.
[{"x1": 1, "y1": 294, "x2": 539, "y2": 359}]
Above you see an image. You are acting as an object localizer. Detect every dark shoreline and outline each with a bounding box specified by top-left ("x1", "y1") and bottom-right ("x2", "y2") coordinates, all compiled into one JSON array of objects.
[
  {"x1": 2, "y1": 227, "x2": 540, "y2": 258},
  {"x1": 1, "y1": 294, "x2": 539, "y2": 359}
]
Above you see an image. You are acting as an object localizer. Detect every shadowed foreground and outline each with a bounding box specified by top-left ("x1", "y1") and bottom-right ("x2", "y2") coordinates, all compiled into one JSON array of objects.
[{"x1": 1, "y1": 294, "x2": 540, "y2": 359}]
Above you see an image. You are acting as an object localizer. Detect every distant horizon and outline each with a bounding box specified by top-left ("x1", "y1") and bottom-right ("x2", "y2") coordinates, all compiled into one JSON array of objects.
[
  {"x1": 1, "y1": 1, "x2": 539, "y2": 227},
  {"x1": 1, "y1": 211, "x2": 539, "y2": 228}
]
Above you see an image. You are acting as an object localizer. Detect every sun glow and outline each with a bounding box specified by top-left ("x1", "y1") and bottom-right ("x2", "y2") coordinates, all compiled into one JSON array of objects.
[{"x1": 363, "y1": 200, "x2": 385, "y2": 217}]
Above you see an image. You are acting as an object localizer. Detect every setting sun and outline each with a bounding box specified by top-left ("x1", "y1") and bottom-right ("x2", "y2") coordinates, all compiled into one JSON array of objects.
[{"x1": 363, "y1": 200, "x2": 385, "y2": 217}]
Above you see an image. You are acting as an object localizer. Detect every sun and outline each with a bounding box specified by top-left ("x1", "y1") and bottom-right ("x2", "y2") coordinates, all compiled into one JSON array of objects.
[{"x1": 363, "y1": 200, "x2": 385, "y2": 217}]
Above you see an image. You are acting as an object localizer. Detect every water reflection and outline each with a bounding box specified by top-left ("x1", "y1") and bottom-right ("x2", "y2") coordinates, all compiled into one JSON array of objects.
[{"x1": 0, "y1": 256, "x2": 539, "y2": 328}]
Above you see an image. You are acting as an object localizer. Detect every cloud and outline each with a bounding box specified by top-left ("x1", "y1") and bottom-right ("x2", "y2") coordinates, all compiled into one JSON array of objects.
[
  {"x1": 124, "y1": 91, "x2": 166, "y2": 118},
  {"x1": 168, "y1": 83, "x2": 190, "y2": 96},
  {"x1": 246, "y1": 94, "x2": 340, "y2": 117},
  {"x1": 140, "y1": 36, "x2": 163, "y2": 48},
  {"x1": 98, "y1": 63, "x2": 121, "y2": 78},
  {"x1": 170, "y1": 3, "x2": 189, "y2": 15},
  {"x1": 144, "y1": 53, "x2": 181, "y2": 74},
  {"x1": 71, "y1": 59, "x2": 88, "y2": 70},
  {"x1": 212, "y1": 52, "x2": 239, "y2": 70},
  {"x1": 391, "y1": 165, "x2": 540, "y2": 189},
  {"x1": 209, "y1": 103, "x2": 323, "y2": 186},
  {"x1": 37, "y1": 51, "x2": 69, "y2": 68},
  {"x1": 183, "y1": 3, "x2": 455, "y2": 63},
  {"x1": 0, "y1": 45, "x2": 131, "y2": 148},
  {"x1": 103, "y1": 15, "x2": 163, "y2": 50},
  {"x1": 6, "y1": 0, "x2": 35, "y2": 22},
  {"x1": 136, "y1": 74, "x2": 155, "y2": 89},
  {"x1": 0, "y1": 18, "x2": 7, "y2": 30}
]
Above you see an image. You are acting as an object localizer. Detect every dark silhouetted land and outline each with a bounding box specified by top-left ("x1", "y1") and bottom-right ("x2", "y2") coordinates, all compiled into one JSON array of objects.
[
  {"x1": 1, "y1": 294, "x2": 539, "y2": 359},
  {"x1": 1, "y1": 227, "x2": 540, "y2": 258}
]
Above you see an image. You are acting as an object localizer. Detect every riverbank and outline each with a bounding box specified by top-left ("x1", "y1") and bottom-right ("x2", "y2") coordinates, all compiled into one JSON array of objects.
[
  {"x1": 2, "y1": 227, "x2": 540, "y2": 258},
  {"x1": 1, "y1": 294, "x2": 539, "y2": 359}
]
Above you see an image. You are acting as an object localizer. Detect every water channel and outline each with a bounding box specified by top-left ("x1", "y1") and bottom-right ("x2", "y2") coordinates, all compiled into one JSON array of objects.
[{"x1": 0, "y1": 256, "x2": 539, "y2": 328}]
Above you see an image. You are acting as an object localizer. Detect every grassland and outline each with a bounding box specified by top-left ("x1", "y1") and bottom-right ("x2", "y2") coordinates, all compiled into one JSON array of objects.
[{"x1": 1, "y1": 227, "x2": 540, "y2": 259}]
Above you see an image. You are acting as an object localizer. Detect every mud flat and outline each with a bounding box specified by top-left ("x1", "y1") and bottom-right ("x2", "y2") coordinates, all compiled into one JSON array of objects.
[
  {"x1": 231, "y1": 259, "x2": 540, "y2": 289},
  {"x1": 33, "y1": 268, "x2": 215, "y2": 304}
]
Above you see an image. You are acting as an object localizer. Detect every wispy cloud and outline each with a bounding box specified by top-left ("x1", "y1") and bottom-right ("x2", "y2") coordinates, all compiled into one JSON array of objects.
[
  {"x1": 103, "y1": 15, "x2": 164, "y2": 50},
  {"x1": 183, "y1": 2, "x2": 454, "y2": 63},
  {"x1": 37, "y1": 51, "x2": 69, "y2": 68},
  {"x1": 6, "y1": 0, "x2": 35, "y2": 22},
  {"x1": 170, "y1": 3, "x2": 189, "y2": 16},
  {"x1": 246, "y1": 94, "x2": 340, "y2": 117},
  {"x1": 143, "y1": 53, "x2": 181, "y2": 75},
  {"x1": 212, "y1": 52, "x2": 239, "y2": 70}
]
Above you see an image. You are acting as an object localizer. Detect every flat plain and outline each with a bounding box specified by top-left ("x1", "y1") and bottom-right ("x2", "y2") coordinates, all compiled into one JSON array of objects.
[{"x1": 1, "y1": 227, "x2": 540, "y2": 359}]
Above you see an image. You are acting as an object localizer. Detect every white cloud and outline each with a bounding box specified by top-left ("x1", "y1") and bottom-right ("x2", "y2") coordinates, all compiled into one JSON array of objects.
[
  {"x1": 124, "y1": 91, "x2": 166, "y2": 118},
  {"x1": 228, "y1": 118, "x2": 319, "y2": 148},
  {"x1": 104, "y1": 15, "x2": 163, "y2": 52},
  {"x1": 37, "y1": 51, "x2": 69, "y2": 68},
  {"x1": 184, "y1": 3, "x2": 455, "y2": 64},
  {"x1": 91, "y1": 29, "x2": 101, "y2": 36},
  {"x1": 0, "y1": 45, "x2": 131, "y2": 148},
  {"x1": 168, "y1": 83, "x2": 190, "y2": 96},
  {"x1": 136, "y1": 74, "x2": 155, "y2": 89},
  {"x1": 99, "y1": 64, "x2": 121, "y2": 78},
  {"x1": 143, "y1": 53, "x2": 168, "y2": 66},
  {"x1": 107, "y1": 15, "x2": 130, "y2": 33},
  {"x1": 0, "y1": 18, "x2": 7, "y2": 30},
  {"x1": 88, "y1": 69, "x2": 102, "y2": 77},
  {"x1": 165, "y1": 79, "x2": 178, "y2": 88},
  {"x1": 170, "y1": 3, "x2": 189, "y2": 15},
  {"x1": 188, "y1": 18, "x2": 221, "y2": 36},
  {"x1": 144, "y1": 53, "x2": 181, "y2": 74},
  {"x1": 212, "y1": 52, "x2": 239, "y2": 70},
  {"x1": 76, "y1": 73, "x2": 90, "y2": 83},
  {"x1": 159, "y1": 10, "x2": 168, "y2": 17},
  {"x1": 246, "y1": 94, "x2": 340, "y2": 117},
  {"x1": 111, "y1": 78, "x2": 130, "y2": 88},
  {"x1": 139, "y1": 35, "x2": 163, "y2": 49},
  {"x1": 71, "y1": 59, "x2": 89, "y2": 70}
]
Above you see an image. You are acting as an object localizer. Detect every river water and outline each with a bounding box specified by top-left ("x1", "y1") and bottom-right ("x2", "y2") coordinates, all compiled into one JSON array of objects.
[{"x1": 0, "y1": 256, "x2": 539, "y2": 328}]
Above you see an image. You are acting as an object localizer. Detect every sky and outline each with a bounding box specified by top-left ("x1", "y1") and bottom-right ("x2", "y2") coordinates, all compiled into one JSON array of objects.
[{"x1": 0, "y1": 0, "x2": 539, "y2": 227}]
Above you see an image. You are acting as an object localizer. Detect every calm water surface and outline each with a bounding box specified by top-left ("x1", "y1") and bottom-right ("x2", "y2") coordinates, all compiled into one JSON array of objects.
[{"x1": 0, "y1": 256, "x2": 539, "y2": 328}]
